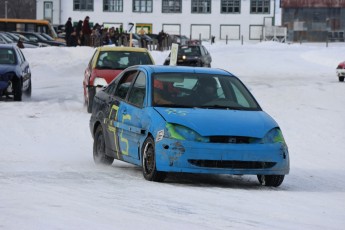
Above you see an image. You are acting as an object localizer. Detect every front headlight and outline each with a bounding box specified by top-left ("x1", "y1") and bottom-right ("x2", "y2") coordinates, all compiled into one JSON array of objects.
[
  {"x1": 94, "y1": 77, "x2": 108, "y2": 87},
  {"x1": 261, "y1": 128, "x2": 285, "y2": 144},
  {"x1": 165, "y1": 123, "x2": 209, "y2": 142}
]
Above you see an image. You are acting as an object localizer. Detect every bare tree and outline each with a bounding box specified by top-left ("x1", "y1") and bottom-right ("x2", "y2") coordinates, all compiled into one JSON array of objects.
[{"x1": 0, "y1": 0, "x2": 36, "y2": 19}]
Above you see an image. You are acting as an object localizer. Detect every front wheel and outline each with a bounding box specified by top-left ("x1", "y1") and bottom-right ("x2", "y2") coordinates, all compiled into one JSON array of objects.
[
  {"x1": 339, "y1": 76, "x2": 344, "y2": 82},
  {"x1": 257, "y1": 175, "x2": 284, "y2": 187},
  {"x1": 142, "y1": 136, "x2": 166, "y2": 182},
  {"x1": 93, "y1": 125, "x2": 114, "y2": 165},
  {"x1": 24, "y1": 79, "x2": 32, "y2": 97}
]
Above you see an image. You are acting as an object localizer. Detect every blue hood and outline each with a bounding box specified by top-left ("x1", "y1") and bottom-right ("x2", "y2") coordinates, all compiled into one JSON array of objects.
[
  {"x1": 154, "y1": 107, "x2": 278, "y2": 138},
  {"x1": 0, "y1": 65, "x2": 16, "y2": 75}
]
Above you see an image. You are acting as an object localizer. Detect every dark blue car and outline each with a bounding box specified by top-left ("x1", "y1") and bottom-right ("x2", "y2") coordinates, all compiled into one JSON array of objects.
[
  {"x1": 90, "y1": 65, "x2": 289, "y2": 187},
  {"x1": 0, "y1": 44, "x2": 31, "y2": 101}
]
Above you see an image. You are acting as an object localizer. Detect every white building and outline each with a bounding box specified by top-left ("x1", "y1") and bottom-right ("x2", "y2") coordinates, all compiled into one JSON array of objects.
[{"x1": 36, "y1": 0, "x2": 277, "y2": 41}]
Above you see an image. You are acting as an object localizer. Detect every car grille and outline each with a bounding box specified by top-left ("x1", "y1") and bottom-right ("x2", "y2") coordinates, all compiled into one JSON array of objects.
[
  {"x1": 177, "y1": 60, "x2": 200, "y2": 67},
  {"x1": 188, "y1": 160, "x2": 276, "y2": 169},
  {"x1": 209, "y1": 136, "x2": 254, "y2": 143}
]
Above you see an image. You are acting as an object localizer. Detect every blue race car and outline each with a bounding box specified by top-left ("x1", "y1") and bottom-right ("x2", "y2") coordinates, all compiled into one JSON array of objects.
[
  {"x1": 90, "y1": 65, "x2": 289, "y2": 187},
  {"x1": 0, "y1": 44, "x2": 31, "y2": 101}
]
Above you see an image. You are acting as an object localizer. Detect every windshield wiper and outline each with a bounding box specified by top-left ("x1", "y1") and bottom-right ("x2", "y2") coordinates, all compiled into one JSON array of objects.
[
  {"x1": 154, "y1": 104, "x2": 194, "y2": 108},
  {"x1": 197, "y1": 105, "x2": 250, "y2": 110}
]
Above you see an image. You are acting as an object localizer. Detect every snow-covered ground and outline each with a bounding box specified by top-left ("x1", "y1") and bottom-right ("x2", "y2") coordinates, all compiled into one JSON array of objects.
[{"x1": 1, "y1": 41, "x2": 345, "y2": 230}]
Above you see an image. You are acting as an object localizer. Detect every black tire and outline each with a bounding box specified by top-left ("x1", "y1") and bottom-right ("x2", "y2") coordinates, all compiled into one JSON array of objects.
[
  {"x1": 93, "y1": 125, "x2": 114, "y2": 165},
  {"x1": 24, "y1": 79, "x2": 32, "y2": 97},
  {"x1": 339, "y1": 76, "x2": 344, "y2": 82},
  {"x1": 257, "y1": 175, "x2": 284, "y2": 187},
  {"x1": 142, "y1": 136, "x2": 166, "y2": 182},
  {"x1": 13, "y1": 79, "x2": 22, "y2": 101},
  {"x1": 87, "y1": 87, "x2": 95, "y2": 113}
]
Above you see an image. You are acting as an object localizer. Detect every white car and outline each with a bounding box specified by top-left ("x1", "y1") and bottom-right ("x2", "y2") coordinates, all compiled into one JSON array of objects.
[{"x1": 336, "y1": 61, "x2": 345, "y2": 82}]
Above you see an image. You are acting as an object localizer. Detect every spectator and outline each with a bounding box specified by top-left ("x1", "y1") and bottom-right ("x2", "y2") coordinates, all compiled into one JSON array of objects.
[
  {"x1": 157, "y1": 30, "x2": 165, "y2": 51},
  {"x1": 82, "y1": 16, "x2": 92, "y2": 46},
  {"x1": 17, "y1": 38, "x2": 24, "y2": 49},
  {"x1": 76, "y1": 20, "x2": 83, "y2": 45},
  {"x1": 68, "y1": 26, "x2": 79, "y2": 47},
  {"x1": 65, "y1": 17, "x2": 73, "y2": 46}
]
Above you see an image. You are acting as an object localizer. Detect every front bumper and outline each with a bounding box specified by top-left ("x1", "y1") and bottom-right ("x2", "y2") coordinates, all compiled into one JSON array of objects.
[
  {"x1": 336, "y1": 68, "x2": 345, "y2": 77},
  {"x1": 155, "y1": 138, "x2": 290, "y2": 175}
]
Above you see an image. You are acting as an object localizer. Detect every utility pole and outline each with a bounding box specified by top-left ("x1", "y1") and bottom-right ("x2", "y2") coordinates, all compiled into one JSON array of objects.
[{"x1": 5, "y1": 1, "x2": 8, "y2": 19}]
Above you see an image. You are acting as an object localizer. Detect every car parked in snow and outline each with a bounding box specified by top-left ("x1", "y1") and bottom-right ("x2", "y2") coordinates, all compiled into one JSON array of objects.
[
  {"x1": 336, "y1": 61, "x2": 345, "y2": 82},
  {"x1": 12, "y1": 31, "x2": 66, "y2": 47},
  {"x1": 169, "y1": 34, "x2": 190, "y2": 45},
  {"x1": 164, "y1": 44, "x2": 212, "y2": 67},
  {"x1": 0, "y1": 44, "x2": 31, "y2": 101},
  {"x1": 89, "y1": 65, "x2": 290, "y2": 186},
  {"x1": 83, "y1": 46, "x2": 155, "y2": 112}
]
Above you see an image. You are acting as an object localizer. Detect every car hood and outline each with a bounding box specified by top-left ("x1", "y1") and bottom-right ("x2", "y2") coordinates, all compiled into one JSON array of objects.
[
  {"x1": 337, "y1": 61, "x2": 345, "y2": 69},
  {"x1": 154, "y1": 107, "x2": 278, "y2": 138},
  {"x1": 93, "y1": 69, "x2": 123, "y2": 84},
  {"x1": 0, "y1": 65, "x2": 17, "y2": 75}
]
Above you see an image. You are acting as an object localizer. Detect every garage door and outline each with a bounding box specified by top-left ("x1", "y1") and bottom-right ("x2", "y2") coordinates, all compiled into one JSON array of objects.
[
  {"x1": 163, "y1": 24, "x2": 180, "y2": 35},
  {"x1": 220, "y1": 25, "x2": 240, "y2": 40},
  {"x1": 191, "y1": 25, "x2": 211, "y2": 40}
]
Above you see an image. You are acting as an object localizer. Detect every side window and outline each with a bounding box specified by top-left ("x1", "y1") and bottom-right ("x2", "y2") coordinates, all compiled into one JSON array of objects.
[
  {"x1": 17, "y1": 49, "x2": 26, "y2": 63},
  {"x1": 202, "y1": 46, "x2": 209, "y2": 55},
  {"x1": 89, "y1": 49, "x2": 98, "y2": 67},
  {"x1": 114, "y1": 70, "x2": 137, "y2": 100},
  {"x1": 200, "y1": 46, "x2": 206, "y2": 56},
  {"x1": 128, "y1": 71, "x2": 146, "y2": 107},
  {"x1": 104, "y1": 78, "x2": 118, "y2": 96}
]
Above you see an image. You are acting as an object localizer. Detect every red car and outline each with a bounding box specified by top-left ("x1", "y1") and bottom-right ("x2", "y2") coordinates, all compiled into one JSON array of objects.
[
  {"x1": 83, "y1": 46, "x2": 155, "y2": 112},
  {"x1": 336, "y1": 61, "x2": 345, "y2": 82}
]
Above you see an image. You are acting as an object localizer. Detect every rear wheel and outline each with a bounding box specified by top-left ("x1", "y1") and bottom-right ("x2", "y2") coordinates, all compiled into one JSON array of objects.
[
  {"x1": 142, "y1": 136, "x2": 166, "y2": 182},
  {"x1": 93, "y1": 125, "x2": 114, "y2": 165},
  {"x1": 257, "y1": 175, "x2": 284, "y2": 187},
  {"x1": 339, "y1": 76, "x2": 344, "y2": 82}
]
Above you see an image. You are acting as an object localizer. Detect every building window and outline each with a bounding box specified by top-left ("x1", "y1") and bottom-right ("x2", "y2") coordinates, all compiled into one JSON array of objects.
[
  {"x1": 74, "y1": 0, "x2": 93, "y2": 11},
  {"x1": 191, "y1": 0, "x2": 211, "y2": 13},
  {"x1": 162, "y1": 0, "x2": 181, "y2": 13},
  {"x1": 250, "y1": 0, "x2": 270, "y2": 14},
  {"x1": 133, "y1": 0, "x2": 153, "y2": 12},
  {"x1": 221, "y1": 0, "x2": 240, "y2": 13},
  {"x1": 104, "y1": 0, "x2": 123, "y2": 12}
]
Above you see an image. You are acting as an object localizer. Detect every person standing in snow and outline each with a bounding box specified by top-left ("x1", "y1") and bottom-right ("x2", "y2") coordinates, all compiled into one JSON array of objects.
[
  {"x1": 65, "y1": 17, "x2": 73, "y2": 46},
  {"x1": 76, "y1": 20, "x2": 83, "y2": 45},
  {"x1": 82, "y1": 16, "x2": 92, "y2": 46}
]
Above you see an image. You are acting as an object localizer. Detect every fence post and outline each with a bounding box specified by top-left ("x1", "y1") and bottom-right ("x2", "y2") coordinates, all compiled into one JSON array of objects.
[
  {"x1": 226, "y1": 35, "x2": 228, "y2": 45},
  {"x1": 241, "y1": 35, "x2": 243, "y2": 45}
]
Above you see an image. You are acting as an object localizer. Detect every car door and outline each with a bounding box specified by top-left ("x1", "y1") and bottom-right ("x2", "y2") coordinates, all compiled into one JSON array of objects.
[
  {"x1": 105, "y1": 69, "x2": 142, "y2": 162},
  {"x1": 15, "y1": 47, "x2": 30, "y2": 90},
  {"x1": 84, "y1": 49, "x2": 98, "y2": 86},
  {"x1": 201, "y1": 45, "x2": 212, "y2": 66},
  {"x1": 117, "y1": 71, "x2": 147, "y2": 163}
]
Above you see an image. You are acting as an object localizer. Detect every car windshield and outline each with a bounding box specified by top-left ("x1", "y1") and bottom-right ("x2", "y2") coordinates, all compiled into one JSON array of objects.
[
  {"x1": 96, "y1": 51, "x2": 153, "y2": 70},
  {"x1": 152, "y1": 73, "x2": 261, "y2": 110},
  {"x1": 40, "y1": 33, "x2": 54, "y2": 41},
  {"x1": 0, "y1": 48, "x2": 16, "y2": 65},
  {"x1": 178, "y1": 46, "x2": 201, "y2": 57},
  {"x1": 0, "y1": 34, "x2": 13, "y2": 43}
]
